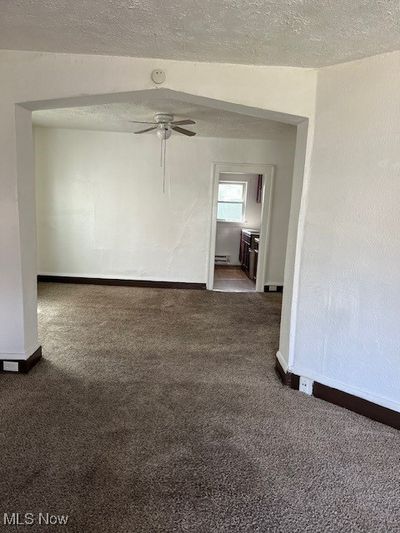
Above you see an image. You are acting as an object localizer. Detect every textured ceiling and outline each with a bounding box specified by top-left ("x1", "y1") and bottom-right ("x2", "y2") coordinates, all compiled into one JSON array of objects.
[
  {"x1": 32, "y1": 94, "x2": 295, "y2": 140},
  {"x1": 2, "y1": 1, "x2": 400, "y2": 67}
]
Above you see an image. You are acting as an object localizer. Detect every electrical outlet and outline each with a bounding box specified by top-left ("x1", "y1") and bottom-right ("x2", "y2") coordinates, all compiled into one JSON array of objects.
[
  {"x1": 299, "y1": 376, "x2": 313, "y2": 395},
  {"x1": 3, "y1": 361, "x2": 19, "y2": 372}
]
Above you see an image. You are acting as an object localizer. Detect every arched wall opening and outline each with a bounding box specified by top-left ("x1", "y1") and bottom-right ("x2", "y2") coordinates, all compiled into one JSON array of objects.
[
  {"x1": 2, "y1": 51, "x2": 315, "y2": 372},
  {"x1": 24, "y1": 89, "x2": 309, "y2": 371}
]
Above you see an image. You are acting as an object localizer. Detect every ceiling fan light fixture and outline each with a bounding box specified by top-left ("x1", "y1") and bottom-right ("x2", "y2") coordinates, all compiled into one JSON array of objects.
[{"x1": 156, "y1": 125, "x2": 172, "y2": 140}]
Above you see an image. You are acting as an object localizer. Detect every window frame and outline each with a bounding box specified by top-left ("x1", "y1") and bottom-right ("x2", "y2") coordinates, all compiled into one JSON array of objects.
[{"x1": 216, "y1": 180, "x2": 247, "y2": 223}]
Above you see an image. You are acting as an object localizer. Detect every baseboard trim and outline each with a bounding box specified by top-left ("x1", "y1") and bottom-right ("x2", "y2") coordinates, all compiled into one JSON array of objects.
[
  {"x1": 1, "y1": 346, "x2": 42, "y2": 374},
  {"x1": 38, "y1": 275, "x2": 206, "y2": 290},
  {"x1": 313, "y1": 382, "x2": 400, "y2": 430},
  {"x1": 274, "y1": 354, "x2": 299, "y2": 389},
  {"x1": 214, "y1": 263, "x2": 241, "y2": 267},
  {"x1": 264, "y1": 285, "x2": 283, "y2": 293},
  {"x1": 275, "y1": 355, "x2": 400, "y2": 430}
]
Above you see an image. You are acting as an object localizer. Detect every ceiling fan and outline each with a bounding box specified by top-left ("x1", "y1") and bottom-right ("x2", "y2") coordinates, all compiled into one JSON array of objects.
[
  {"x1": 130, "y1": 113, "x2": 196, "y2": 138},
  {"x1": 129, "y1": 113, "x2": 197, "y2": 193}
]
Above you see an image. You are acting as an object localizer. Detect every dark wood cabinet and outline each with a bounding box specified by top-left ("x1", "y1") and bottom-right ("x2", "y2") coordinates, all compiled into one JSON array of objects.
[
  {"x1": 239, "y1": 229, "x2": 259, "y2": 279},
  {"x1": 254, "y1": 237, "x2": 259, "y2": 281}
]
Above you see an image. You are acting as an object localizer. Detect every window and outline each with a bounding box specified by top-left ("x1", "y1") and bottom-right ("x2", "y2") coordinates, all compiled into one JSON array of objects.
[{"x1": 217, "y1": 181, "x2": 247, "y2": 223}]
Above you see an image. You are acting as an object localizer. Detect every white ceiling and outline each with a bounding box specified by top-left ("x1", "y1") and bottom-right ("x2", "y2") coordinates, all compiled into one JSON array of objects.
[
  {"x1": 32, "y1": 94, "x2": 295, "y2": 140},
  {"x1": 2, "y1": 1, "x2": 400, "y2": 68}
]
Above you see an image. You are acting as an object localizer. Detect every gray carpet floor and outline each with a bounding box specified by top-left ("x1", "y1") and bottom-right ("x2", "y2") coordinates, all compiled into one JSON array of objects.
[{"x1": 1, "y1": 283, "x2": 399, "y2": 532}]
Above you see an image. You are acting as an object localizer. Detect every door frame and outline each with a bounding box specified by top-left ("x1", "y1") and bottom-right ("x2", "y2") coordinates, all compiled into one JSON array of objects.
[{"x1": 207, "y1": 162, "x2": 274, "y2": 292}]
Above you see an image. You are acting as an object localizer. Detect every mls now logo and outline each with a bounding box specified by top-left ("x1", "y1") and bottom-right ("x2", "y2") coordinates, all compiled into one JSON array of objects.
[{"x1": 4, "y1": 512, "x2": 69, "y2": 526}]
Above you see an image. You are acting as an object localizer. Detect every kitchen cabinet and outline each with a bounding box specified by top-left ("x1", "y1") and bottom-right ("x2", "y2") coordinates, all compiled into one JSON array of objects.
[{"x1": 239, "y1": 229, "x2": 259, "y2": 279}]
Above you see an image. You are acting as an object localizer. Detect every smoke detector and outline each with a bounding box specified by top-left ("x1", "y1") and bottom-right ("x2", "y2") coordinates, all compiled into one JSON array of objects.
[{"x1": 151, "y1": 69, "x2": 166, "y2": 84}]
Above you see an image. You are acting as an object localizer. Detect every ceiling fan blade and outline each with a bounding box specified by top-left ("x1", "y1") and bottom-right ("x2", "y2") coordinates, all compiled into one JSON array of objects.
[
  {"x1": 129, "y1": 120, "x2": 157, "y2": 124},
  {"x1": 172, "y1": 126, "x2": 196, "y2": 137},
  {"x1": 134, "y1": 126, "x2": 158, "y2": 134},
  {"x1": 171, "y1": 119, "x2": 196, "y2": 126}
]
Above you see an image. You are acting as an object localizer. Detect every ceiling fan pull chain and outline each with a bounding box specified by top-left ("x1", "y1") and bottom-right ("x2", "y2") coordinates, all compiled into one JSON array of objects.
[{"x1": 163, "y1": 136, "x2": 167, "y2": 194}]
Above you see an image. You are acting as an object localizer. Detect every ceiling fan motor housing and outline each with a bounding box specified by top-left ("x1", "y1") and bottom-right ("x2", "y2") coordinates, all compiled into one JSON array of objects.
[{"x1": 154, "y1": 113, "x2": 174, "y2": 124}]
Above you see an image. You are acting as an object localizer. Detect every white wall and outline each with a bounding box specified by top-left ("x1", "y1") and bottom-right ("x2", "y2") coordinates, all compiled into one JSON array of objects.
[
  {"x1": 291, "y1": 51, "x2": 400, "y2": 411},
  {"x1": 215, "y1": 173, "x2": 261, "y2": 266},
  {"x1": 278, "y1": 121, "x2": 311, "y2": 370},
  {"x1": 34, "y1": 127, "x2": 295, "y2": 284}
]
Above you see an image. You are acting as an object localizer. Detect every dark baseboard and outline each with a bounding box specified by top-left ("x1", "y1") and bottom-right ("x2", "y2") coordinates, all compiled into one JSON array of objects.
[
  {"x1": 313, "y1": 382, "x2": 400, "y2": 431},
  {"x1": 264, "y1": 285, "x2": 283, "y2": 293},
  {"x1": 274, "y1": 358, "x2": 300, "y2": 389},
  {"x1": 38, "y1": 275, "x2": 206, "y2": 290},
  {"x1": 214, "y1": 264, "x2": 241, "y2": 268},
  {"x1": 1, "y1": 346, "x2": 42, "y2": 374},
  {"x1": 275, "y1": 355, "x2": 400, "y2": 430}
]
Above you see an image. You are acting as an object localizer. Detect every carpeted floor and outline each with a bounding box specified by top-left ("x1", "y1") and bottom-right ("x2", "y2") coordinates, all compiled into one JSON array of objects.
[{"x1": 1, "y1": 283, "x2": 400, "y2": 532}]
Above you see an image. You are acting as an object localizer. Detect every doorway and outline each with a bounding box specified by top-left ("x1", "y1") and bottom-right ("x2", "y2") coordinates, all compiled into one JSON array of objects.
[{"x1": 207, "y1": 163, "x2": 274, "y2": 292}]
